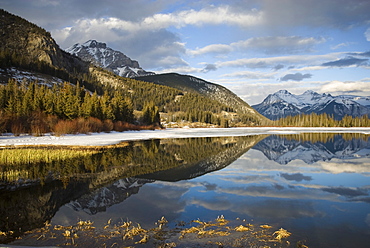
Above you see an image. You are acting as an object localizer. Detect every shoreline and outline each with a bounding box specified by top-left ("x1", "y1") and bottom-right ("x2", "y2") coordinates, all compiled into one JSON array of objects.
[{"x1": 1, "y1": 127, "x2": 370, "y2": 147}]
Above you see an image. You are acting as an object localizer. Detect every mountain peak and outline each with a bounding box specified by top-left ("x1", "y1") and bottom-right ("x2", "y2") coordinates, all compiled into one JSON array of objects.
[
  {"x1": 83, "y1": 40, "x2": 106, "y2": 49},
  {"x1": 276, "y1": 89, "x2": 291, "y2": 95},
  {"x1": 264, "y1": 93, "x2": 283, "y2": 104},
  {"x1": 66, "y1": 40, "x2": 154, "y2": 78},
  {"x1": 302, "y1": 90, "x2": 316, "y2": 95}
]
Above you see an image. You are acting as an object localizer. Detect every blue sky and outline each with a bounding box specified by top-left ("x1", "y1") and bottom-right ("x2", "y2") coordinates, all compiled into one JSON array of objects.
[{"x1": 1, "y1": 0, "x2": 370, "y2": 104}]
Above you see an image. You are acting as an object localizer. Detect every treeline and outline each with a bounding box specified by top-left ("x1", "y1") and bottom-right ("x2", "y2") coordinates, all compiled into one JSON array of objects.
[
  {"x1": 0, "y1": 79, "x2": 162, "y2": 135},
  {"x1": 275, "y1": 113, "x2": 370, "y2": 127}
]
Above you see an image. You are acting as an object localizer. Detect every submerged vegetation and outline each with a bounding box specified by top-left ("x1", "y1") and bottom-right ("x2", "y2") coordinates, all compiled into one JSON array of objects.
[{"x1": 8, "y1": 216, "x2": 302, "y2": 247}]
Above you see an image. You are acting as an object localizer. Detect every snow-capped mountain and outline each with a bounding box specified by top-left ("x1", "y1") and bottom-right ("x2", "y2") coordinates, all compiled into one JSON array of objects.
[
  {"x1": 66, "y1": 40, "x2": 154, "y2": 78},
  {"x1": 252, "y1": 90, "x2": 370, "y2": 120}
]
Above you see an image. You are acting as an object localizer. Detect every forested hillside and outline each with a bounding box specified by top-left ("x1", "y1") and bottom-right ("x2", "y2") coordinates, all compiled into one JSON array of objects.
[{"x1": 0, "y1": 9, "x2": 268, "y2": 135}]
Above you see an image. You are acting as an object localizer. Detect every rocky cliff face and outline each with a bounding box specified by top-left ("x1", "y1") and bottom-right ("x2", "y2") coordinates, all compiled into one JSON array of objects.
[
  {"x1": 66, "y1": 40, "x2": 154, "y2": 78},
  {"x1": 0, "y1": 9, "x2": 87, "y2": 74}
]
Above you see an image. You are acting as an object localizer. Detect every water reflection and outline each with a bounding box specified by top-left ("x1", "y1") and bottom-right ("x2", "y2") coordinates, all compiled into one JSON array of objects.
[
  {"x1": 253, "y1": 133, "x2": 370, "y2": 165},
  {"x1": 1, "y1": 133, "x2": 370, "y2": 247},
  {"x1": 0, "y1": 135, "x2": 262, "y2": 242}
]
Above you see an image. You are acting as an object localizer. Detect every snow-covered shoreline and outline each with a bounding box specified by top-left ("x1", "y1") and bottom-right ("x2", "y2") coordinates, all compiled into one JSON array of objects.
[{"x1": 1, "y1": 127, "x2": 370, "y2": 147}]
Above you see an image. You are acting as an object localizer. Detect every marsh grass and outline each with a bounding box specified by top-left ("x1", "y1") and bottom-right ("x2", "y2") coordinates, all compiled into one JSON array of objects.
[
  {"x1": 0, "y1": 148, "x2": 102, "y2": 165},
  {"x1": 0, "y1": 146, "x2": 106, "y2": 183}
]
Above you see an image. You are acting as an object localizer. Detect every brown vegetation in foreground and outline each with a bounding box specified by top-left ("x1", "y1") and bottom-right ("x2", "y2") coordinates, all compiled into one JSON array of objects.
[
  {"x1": 0, "y1": 113, "x2": 161, "y2": 136},
  {"x1": 6, "y1": 216, "x2": 308, "y2": 248}
]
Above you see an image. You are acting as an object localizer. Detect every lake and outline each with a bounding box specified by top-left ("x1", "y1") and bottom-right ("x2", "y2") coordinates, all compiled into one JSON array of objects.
[{"x1": 1, "y1": 132, "x2": 370, "y2": 247}]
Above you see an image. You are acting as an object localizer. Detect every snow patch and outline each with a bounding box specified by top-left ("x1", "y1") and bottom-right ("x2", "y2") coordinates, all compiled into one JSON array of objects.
[{"x1": 1, "y1": 127, "x2": 370, "y2": 147}]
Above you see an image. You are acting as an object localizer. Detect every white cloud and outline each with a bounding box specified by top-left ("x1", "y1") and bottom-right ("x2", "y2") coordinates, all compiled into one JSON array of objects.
[
  {"x1": 188, "y1": 44, "x2": 233, "y2": 56},
  {"x1": 139, "y1": 5, "x2": 264, "y2": 29},
  {"x1": 320, "y1": 80, "x2": 370, "y2": 94},
  {"x1": 291, "y1": 66, "x2": 327, "y2": 71},
  {"x1": 330, "y1": 42, "x2": 355, "y2": 50},
  {"x1": 320, "y1": 159, "x2": 370, "y2": 174},
  {"x1": 365, "y1": 27, "x2": 370, "y2": 41}
]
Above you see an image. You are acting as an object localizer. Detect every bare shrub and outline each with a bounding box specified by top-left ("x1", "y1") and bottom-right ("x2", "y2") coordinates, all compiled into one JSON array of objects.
[
  {"x1": 30, "y1": 112, "x2": 50, "y2": 136},
  {"x1": 85, "y1": 117, "x2": 103, "y2": 133},
  {"x1": 0, "y1": 111, "x2": 11, "y2": 134},
  {"x1": 53, "y1": 120, "x2": 78, "y2": 136},
  {"x1": 103, "y1": 119, "x2": 114, "y2": 132},
  {"x1": 75, "y1": 117, "x2": 91, "y2": 134},
  {"x1": 11, "y1": 119, "x2": 27, "y2": 136},
  {"x1": 113, "y1": 121, "x2": 130, "y2": 132}
]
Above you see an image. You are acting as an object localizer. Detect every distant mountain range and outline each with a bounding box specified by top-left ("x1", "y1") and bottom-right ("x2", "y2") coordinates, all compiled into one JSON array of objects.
[
  {"x1": 252, "y1": 90, "x2": 370, "y2": 120},
  {"x1": 66, "y1": 40, "x2": 154, "y2": 78}
]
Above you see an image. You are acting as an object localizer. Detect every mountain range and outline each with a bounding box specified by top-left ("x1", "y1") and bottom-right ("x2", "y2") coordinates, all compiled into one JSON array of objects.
[{"x1": 252, "y1": 90, "x2": 370, "y2": 120}]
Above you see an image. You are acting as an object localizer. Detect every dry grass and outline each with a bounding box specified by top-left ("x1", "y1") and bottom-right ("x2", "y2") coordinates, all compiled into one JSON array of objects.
[
  {"x1": 0, "y1": 148, "x2": 101, "y2": 165},
  {"x1": 6, "y1": 216, "x2": 305, "y2": 248}
]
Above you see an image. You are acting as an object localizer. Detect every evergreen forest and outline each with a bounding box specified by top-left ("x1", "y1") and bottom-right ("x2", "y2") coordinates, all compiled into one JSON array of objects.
[{"x1": 274, "y1": 112, "x2": 370, "y2": 127}]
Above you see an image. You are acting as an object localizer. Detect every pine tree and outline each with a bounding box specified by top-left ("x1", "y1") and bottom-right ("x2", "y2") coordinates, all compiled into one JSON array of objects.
[{"x1": 142, "y1": 101, "x2": 160, "y2": 125}]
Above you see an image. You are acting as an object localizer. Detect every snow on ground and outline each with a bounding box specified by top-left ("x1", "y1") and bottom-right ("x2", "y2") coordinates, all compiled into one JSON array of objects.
[{"x1": 1, "y1": 127, "x2": 370, "y2": 147}]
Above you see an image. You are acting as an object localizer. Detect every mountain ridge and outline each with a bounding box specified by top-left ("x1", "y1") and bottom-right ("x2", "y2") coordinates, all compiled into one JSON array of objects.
[
  {"x1": 136, "y1": 73, "x2": 262, "y2": 117},
  {"x1": 253, "y1": 89, "x2": 370, "y2": 120}
]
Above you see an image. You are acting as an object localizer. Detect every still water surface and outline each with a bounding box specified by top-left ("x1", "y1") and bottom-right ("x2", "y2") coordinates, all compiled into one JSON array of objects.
[{"x1": 1, "y1": 133, "x2": 370, "y2": 247}]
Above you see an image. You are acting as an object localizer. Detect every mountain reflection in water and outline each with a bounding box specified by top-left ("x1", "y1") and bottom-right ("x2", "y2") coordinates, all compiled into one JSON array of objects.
[{"x1": 1, "y1": 133, "x2": 370, "y2": 247}]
